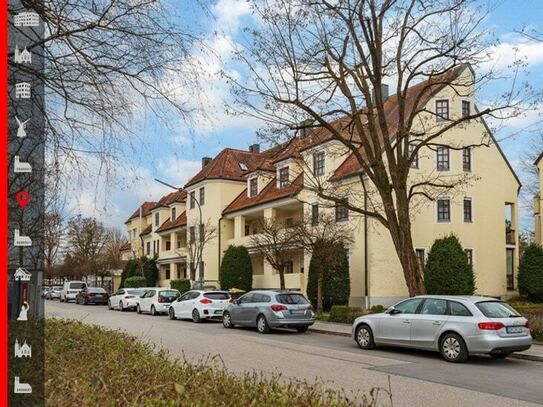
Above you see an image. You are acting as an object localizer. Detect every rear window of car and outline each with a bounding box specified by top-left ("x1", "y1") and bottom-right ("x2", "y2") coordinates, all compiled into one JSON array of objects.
[
  {"x1": 204, "y1": 292, "x2": 230, "y2": 300},
  {"x1": 69, "y1": 283, "x2": 85, "y2": 289},
  {"x1": 159, "y1": 290, "x2": 179, "y2": 301},
  {"x1": 276, "y1": 294, "x2": 309, "y2": 305},
  {"x1": 88, "y1": 288, "x2": 106, "y2": 293},
  {"x1": 127, "y1": 290, "x2": 145, "y2": 296},
  {"x1": 475, "y1": 301, "x2": 521, "y2": 318}
]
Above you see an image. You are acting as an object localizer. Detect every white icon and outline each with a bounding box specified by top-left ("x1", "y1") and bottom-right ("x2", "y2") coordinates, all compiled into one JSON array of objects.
[
  {"x1": 15, "y1": 83, "x2": 31, "y2": 99},
  {"x1": 14, "y1": 156, "x2": 32, "y2": 173},
  {"x1": 14, "y1": 339, "x2": 32, "y2": 358},
  {"x1": 15, "y1": 116, "x2": 29, "y2": 138},
  {"x1": 14, "y1": 229, "x2": 32, "y2": 247},
  {"x1": 14, "y1": 267, "x2": 31, "y2": 281},
  {"x1": 14, "y1": 376, "x2": 32, "y2": 394},
  {"x1": 17, "y1": 302, "x2": 29, "y2": 321},
  {"x1": 14, "y1": 45, "x2": 31, "y2": 64},
  {"x1": 14, "y1": 12, "x2": 40, "y2": 27}
]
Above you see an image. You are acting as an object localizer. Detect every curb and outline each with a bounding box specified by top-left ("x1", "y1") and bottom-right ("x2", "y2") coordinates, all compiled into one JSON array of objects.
[{"x1": 309, "y1": 327, "x2": 543, "y2": 363}]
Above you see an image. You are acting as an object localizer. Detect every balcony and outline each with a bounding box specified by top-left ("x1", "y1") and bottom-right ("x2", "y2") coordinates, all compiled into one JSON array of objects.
[{"x1": 505, "y1": 228, "x2": 515, "y2": 246}]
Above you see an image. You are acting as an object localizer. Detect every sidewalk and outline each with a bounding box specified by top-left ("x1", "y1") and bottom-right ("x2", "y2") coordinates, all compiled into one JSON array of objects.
[{"x1": 309, "y1": 320, "x2": 543, "y2": 362}]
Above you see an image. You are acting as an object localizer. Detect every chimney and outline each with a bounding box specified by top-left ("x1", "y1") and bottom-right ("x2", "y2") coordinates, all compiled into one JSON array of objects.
[
  {"x1": 249, "y1": 143, "x2": 260, "y2": 153},
  {"x1": 202, "y1": 156, "x2": 212, "y2": 168},
  {"x1": 299, "y1": 118, "x2": 313, "y2": 138},
  {"x1": 371, "y1": 84, "x2": 389, "y2": 104}
]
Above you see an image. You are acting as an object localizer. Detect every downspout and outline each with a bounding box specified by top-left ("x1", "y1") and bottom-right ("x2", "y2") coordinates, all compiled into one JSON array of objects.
[
  {"x1": 364, "y1": 190, "x2": 369, "y2": 310},
  {"x1": 218, "y1": 217, "x2": 222, "y2": 286}
]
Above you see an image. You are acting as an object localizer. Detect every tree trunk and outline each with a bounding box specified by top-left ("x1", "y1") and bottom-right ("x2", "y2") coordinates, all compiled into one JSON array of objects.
[
  {"x1": 278, "y1": 268, "x2": 285, "y2": 290},
  {"x1": 316, "y1": 266, "x2": 324, "y2": 313}
]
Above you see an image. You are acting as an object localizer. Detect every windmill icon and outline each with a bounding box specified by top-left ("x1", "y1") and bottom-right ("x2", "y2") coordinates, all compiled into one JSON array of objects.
[{"x1": 15, "y1": 116, "x2": 29, "y2": 138}]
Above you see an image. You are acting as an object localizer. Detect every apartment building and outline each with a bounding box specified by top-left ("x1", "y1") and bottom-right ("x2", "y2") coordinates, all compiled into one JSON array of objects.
[
  {"x1": 535, "y1": 153, "x2": 543, "y2": 245},
  {"x1": 124, "y1": 65, "x2": 520, "y2": 307}
]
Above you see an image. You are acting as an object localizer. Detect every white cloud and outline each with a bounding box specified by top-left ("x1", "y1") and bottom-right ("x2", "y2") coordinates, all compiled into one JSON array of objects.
[
  {"x1": 484, "y1": 37, "x2": 543, "y2": 71},
  {"x1": 213, "y1": 0, "x2": 251, "y2": 32}
]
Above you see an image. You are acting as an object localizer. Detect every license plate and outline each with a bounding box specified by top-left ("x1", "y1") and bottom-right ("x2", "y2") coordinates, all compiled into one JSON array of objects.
[
  {"x1": 214, "y1": 310, "x2": 223, "y2": 314},
  {"x1": 506, "y1": 326, "x2": 523, "y2": 334},
  {"x1": 291, "y1": 309, "x2": 305, "y2": 314}
]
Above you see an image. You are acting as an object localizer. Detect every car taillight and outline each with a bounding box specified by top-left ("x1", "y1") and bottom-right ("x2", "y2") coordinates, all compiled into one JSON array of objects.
[
  {"x1": 158, "y1": 297, "x2": 164, "y2": 303},
  {"x1": 525, "y1": 321, "x2": 530, "y2": 328},
  {"x1": 307, "y1": 304, "x2": 313, "y2": 310},
  {"x1": 200, "y1": 298, "x2": 213, "y2": 304},
  {"x1": 271, "y1": 304, "x2": 288, "y2": 312},
  {"x1": 87, "y1": 293, "x2": 95, "y2": 297},
  {"x1": 478, "y1": 322, "x2": 504, "y2": 330}
]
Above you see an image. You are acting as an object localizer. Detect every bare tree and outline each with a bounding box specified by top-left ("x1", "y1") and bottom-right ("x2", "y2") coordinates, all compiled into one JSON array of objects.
[
  {"x1": 102, "y1": 227, "x2": 128, "y2": 271},
  {"x1": 294, "y1": 211, "x2": 353, "y2": 312},
  {"x1": 227, "y1": 0, "x2": 538, "y2": 296},
  {"x1": 250, "y1": 217, "x2": 301, "y2": 290},
  {"x1": 43, "y1": 212, "x2": 64, "y2": 279},
  {"x1": 185, "y1": 220, "x2": 217, "y2": 282}
]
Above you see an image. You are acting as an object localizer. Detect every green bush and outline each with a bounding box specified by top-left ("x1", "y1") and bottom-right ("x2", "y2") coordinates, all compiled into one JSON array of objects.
[
  {"x1": 142, "y1": 256, "x2": 159, "y2": 287},
  {"x1": 120, "y1": 259, "x2": 138, "y2": 288},
  {"x1": 220, "y1": 245, "x2": 253, "y2": 292},
  {"x1": 170, "y1": 279, "x2": 191, "y2": 294},
  {"x1": 369, "y1": 305, "x2": 385, "y2": 314},
  {"x1": 424, "y1": 234, "x2": 475, "y2": 295},
  {"x1": 329, "y1": 305, "x2": 364, "y2": 324},
  {"x1": 124, "y1": 276, "x2": 146, "y2": 288},
  {"x1": 307, "y1": 240, "x2": 350, "y2": 311},
  {"x1": 518, "y1": 243, "x2": 543, "y2": 302}
]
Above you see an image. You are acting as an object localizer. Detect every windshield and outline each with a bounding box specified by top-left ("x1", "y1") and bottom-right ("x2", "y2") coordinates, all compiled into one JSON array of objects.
[
  {"x1": 127, "y1": 290, "x2": 145, "y2": 296},
  {"x1": 476, "y1": 301, "x2": 521, "y2": 318},
  {"x1": 159, "y1": 290, "x2": 179, "y2": 302},
  {"x1": 69, "y1": 282, "x2": 85, "y2": 289},
  {"x1": 276, "y1": 294, "x2": 309, "y2": 305},
  {"x1": 204, "y1": 292, "x2": 230, "y2": 300}
]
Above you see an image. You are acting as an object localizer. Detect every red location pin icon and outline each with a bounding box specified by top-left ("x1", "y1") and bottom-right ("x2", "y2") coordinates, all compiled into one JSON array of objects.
[{"x1": 16, "y1": 190, "x2": 30, "y2": 208}]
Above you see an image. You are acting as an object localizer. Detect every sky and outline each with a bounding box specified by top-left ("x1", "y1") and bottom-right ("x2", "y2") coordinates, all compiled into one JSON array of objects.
[{"x1": 64, "y1": 0, "x2": 543, "y2": 234}]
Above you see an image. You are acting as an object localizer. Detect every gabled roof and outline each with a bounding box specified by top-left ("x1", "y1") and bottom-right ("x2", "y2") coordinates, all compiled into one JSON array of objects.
[
  {"x1": 153, "y1": 190, "x2": 187, "y2": 209},
  {"x1": 139, "y1": 224, "x2": 152, "y2": 236},
  {"x1": 223, "y1": 174, "x2": 303, "y2": 215},
  {"x1": 156, "y1": 211, "x2": 187, "y2": 233},
  {"x1": 120, "y1": 242, "x2": 131, "y2": 252},
  {"x1": 125, "y1": 201, "x2": 156, "y2": 224}
]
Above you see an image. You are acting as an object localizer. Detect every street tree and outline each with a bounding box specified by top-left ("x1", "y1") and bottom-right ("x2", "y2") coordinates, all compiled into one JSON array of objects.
[
  {"x1": 185, "y1": 220, "x2": 217, "y2": 281},
  {"x1": 43, "y1": 212, "x2": 64, "y2": 279}
]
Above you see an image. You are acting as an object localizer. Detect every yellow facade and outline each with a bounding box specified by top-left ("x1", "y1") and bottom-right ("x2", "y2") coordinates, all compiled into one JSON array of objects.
[{"x1": 535, "y1": 156, "x2": 543, "y2": 245}]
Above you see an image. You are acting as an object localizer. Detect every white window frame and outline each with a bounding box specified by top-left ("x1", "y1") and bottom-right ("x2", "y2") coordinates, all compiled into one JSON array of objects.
[
  {"x1": 436, "y1": 196, "x2": 452, "y2": 223},
  {"x1": 277, "y1": 166, "x2": 290, "y2": 188},
  {"x1": 436, "y1": 146, "x2": 450, "y2": 172},
  {"x1": 435, "y1": 99, "x2": 450, "y2": 122},
  {"x1": 463, "y1": 196, "x2": 474, "y2": 223}
]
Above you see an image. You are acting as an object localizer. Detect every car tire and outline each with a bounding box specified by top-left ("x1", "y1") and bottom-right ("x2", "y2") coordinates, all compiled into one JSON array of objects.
[
  {"x1": 440, "y1": 333, "x2": 468, "y2": 363},
  {"x1": 256, "y1": 315, "x2": 271, "y2": 334},
  {"x1": 490, "y1": 352, "x2": 511, "y2": 359},
  {"x1": 60, "y1": 298, "x2": 64, "y2": 303},
  {"x1": 355, "y1": 324, "x2": 376, "y2": 349},
  {"x1": 192, "y1": 309, "x2": 201, "y2": 323},
  {"x1": 119, "y1": 301, "x2": 124, "y2": 312},
  {"x1": 136, "y1": 304, "x2": 142, "y2": 314},
  {"x1": 169, "y1": 307, "x2": 176, "y2": 320},
  {"x1": 222, "y1": 311, "x2": 233, "y2": 328},
  {"x1": 296, "y1": 326, "x2": 308, "y2": 333},
  {"x1": 151, "y1": 305, "x2": 157, "y2": 316}
]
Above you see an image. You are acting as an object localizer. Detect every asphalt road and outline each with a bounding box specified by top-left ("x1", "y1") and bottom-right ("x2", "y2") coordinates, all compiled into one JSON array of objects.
[{"x1": 45, "y1": 301, "x2": 543, "y2": 407}]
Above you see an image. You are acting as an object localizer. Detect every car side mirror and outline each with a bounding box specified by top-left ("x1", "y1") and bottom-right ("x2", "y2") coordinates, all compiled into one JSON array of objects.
[{"x1": 386, "y1": 307, "x2": 399, "y2": 315}]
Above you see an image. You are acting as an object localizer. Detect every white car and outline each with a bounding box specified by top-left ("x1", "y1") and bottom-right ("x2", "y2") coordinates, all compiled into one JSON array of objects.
[
  {"x1": 169, "y1": 290, "x2": 231, "y2": 323},
  {"x1": 60, "y1": 281, "x2": 87, "y2": 303},
  {"x1": 108, "y1": 288, "x2": 147, "y2": 311},
  {"x1": 136, "y1": 288, "x2": 180, "y2": 316}
]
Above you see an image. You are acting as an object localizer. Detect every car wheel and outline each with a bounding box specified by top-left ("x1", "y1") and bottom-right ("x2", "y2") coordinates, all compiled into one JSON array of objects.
[
  {"x1": 136, "y1": 304, "x2": 142, "y2": 314},
  {"x1": 355, "y1": 324, "x2": 376, "y2": 349},
  {"x1": 169, "y1": 307, "x2": 176, "y2": 320},
  {"x1": 192, "y1": 309, "x2": 201, "y2": 323},
  {"x1": 296, "y1": 326, "x2": 308, "y2": 333},
  {"x1": 440, "y1": 333, "x2": 468, "y2": 363},
  {"x1": 151, "y1": 305, "x2": 157, "y2": 316},
  {"x1": 256, "y1": 315, "x2": 271, "y2": 334},
  {"x1": 490, "y1": 352, "x2": 511, "y2": 359},
  {"x1": 119, "y1": 301, "x2": 124, "y2": 312},
  {"x1": 60, "y1": 298, "x2": 64, "y2": 303},
  {"x1": 222, "y1": 312, "x2": 233, "y2": 328}
]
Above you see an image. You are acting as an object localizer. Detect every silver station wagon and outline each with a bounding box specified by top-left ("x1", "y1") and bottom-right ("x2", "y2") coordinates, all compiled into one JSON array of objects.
[
  {"x1": 222, "y1": 290, "x2": 315, "y2": 333},
  {"x1": 352, "y1": 296, "x2": 532, "y2": 362}
]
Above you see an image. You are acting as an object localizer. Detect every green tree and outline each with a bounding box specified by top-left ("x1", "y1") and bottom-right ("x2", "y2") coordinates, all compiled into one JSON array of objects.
[
  {"x1": 220, "y1": 245, "x2": 253, "y2": 292},
  {"x1": 170, "y1": 279, "x2": 191, "y2": 294},
  {"x1": 424, "y1": 235, "x2": 475, "y2": 295},
  {"x1": 518, "y1": 243, "x2": 543, "y2": 302},
  {"x1": 142, "y1": 257, "x2": 159, "y2": 287},
  {"x1": 120, "y1": 259, "x2": 138, "y2": 288}
]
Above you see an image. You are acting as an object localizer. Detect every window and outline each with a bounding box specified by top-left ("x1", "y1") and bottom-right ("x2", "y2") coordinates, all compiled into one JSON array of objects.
[
  {"x1": 449, "y1": 301, "x2": 472, "y2": 316},
  {"x1": 171, "y1": 207, "x2": 176, "y2": 220},
  {"x1": 284, "y1": 260, "x2": 294, "y2": 274},
  {"x1": 335, "y1": 200, "x2": 349, "y2": 222},
  {"x1": 464, "y1": 249, "x2": 473, "y2": 266},
  {"x1": 199, "y1": 187, "x2": 205, "y2": 206},
  {"x1": 249, "y1": 178, "x2": 258, "y2": 197},
  {"x1": 437, "y1": 198, "x2": 450, "y2": 222},
  {"x1": 157, "y1": 240, "x2": 159, "y2": 252},
  {"x1": 166, "y1": 241, "x2": 171, "y2": 251},
  {"x1": 409, "y1": 143, "x2": 419, "y2": 169},
  {"x1": 199, "y1": 224, "x2": 205, "y2": 243},
  {"x1": 394, "y1": 298, "x2": 424, "y2": 314},
  {"x1": 313, "y1": 152, "x2": 325, "y2": 176},
  {"x1": 462, "y1": 100, "x2": 471, "y2": 118},
  {"x1": 244, "y1": 224, "x2": 250, "y2": 236},
  {"x1": 153, "y1": 240, "x2": 156, "y2": 254},
  {"x1": 189, "y1": 226, "x2": 195, "y2": 244},
  {"x1": 285, "y1": 217, "x2": 294, "y2": 227},
  {"x1": 462, "y1": 147, "x2": 471, "y2": 172},
  {"x1": 165, "y1": 269, "x2": 171, "y2": 280},
  {"x1": 190, "y1": 191, "x2": 195, "y2": 209},
  {"x1": 506, "y1": 248, "x2": 514, "y2": 290},
  {"x1": 415, "y1": 249, "x2": 426, "y2": 272},
  {"x1": 436, "y1": 147, "x2": 449, "y2": 171},
  {"x1": 279, "y1": 167, "x2": 289, "y2": 188},
  {"x1": 311, "y1": 203, "x2": 319, "y2": 226},
  {"x1": 463, "y1": 198, "x2": 472, "y2": 222},
  {"x1": 146, "y1": 242, "x2": 150, "y2": 255},
  {"x1": 420, "y1": 299, "x2": 447, "y2": 315},
  {"x1": 436, "y1": 99, "x2": 449, "y2": 121},
  {"x1": 476, "y1": 301, "x2": 520, "y2": 318},
  {"x1": 155, "y1": 212, "x2": 160, "y2": 227}
]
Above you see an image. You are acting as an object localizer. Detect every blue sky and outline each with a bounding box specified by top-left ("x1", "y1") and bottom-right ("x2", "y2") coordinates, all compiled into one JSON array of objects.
[{"x1": 65, "y1": 0, "x2": 543, "y2": 232}]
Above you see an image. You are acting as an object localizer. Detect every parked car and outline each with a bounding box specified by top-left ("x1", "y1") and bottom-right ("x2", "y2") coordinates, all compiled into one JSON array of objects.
[
  {"x1": 41, "y1": 287, "x2": 49, "y2": 298},
  {"x1": 136, "y1": 288, "x2": 180, "y2": 316},
  {"x1": 108, "y1": 288, "x2": 147, "y2": 311},
  {"x1": 75, "y1": 287, "x2": 109, "y2": 305},
  {"x1": 222, "y1": 290, "x2": 315, "y2": 334},
  {"x1": 169, "y1": 290, "x2": 231, "y2": 322},
  {"x1": 60, "y1": 281, "x2": 87, "y2": 302},
  {"x1": 191, "y1": 281, "x2": 221, "y2": 291},
  {"x1": 352, "y1": 295, "x2": 532, "y2": 363},
  {"x1": 45, "y1": 285, "x2": 63, "y2": 300}
]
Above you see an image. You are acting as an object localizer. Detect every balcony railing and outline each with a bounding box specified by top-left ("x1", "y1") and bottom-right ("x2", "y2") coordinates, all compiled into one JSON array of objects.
[{"x1": 505, "y1": 228, "x2": 515, "y2": 245}]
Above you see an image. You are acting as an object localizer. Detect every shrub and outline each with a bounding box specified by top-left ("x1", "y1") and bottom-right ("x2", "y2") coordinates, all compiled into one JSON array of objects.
[
  {"x1": 120, "y1": 259, "x2": 138, "y2": 288},
  {"x1": 124, "y1": 276, "x2": 146, "y2": 288},
  {"x1": 329, "y1": 305, "x2": 364, "y2": 324},
  {"x1": 142, "y1": 256, "x2": 159, "y2": 287},
  {"x1": 220, "y1": 245, "x2": 253, "y2": 292},
  {"x1": 369, "y1": 305, "x2": 385, "y2": 314},
  {"x1": 424, "y1": 234, "x2": 475, "y2": 295},
  {"x1": 170, "y1": 279, "x2": 191, "y2": 294},
  {"x1": 518, "y1": 243, "x2": 543, "y2": 302}
]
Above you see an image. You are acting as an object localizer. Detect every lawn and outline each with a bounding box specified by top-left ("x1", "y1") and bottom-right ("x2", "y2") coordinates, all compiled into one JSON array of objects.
[{"x1": 45, "y1": 319, "x2": 383, "y2": 406}]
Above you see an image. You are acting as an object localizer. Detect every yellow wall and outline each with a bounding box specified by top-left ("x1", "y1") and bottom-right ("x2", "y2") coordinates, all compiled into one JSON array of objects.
[{"x1": 535, "y1": 160, "x2": 543, "y2": 245}]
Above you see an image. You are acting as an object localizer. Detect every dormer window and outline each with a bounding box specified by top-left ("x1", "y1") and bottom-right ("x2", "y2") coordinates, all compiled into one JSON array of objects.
[
  {"x1": 171, "y1": 207, "x2": 176, "y2": 221},
  {"x1": 154, "y1": 212, "x2": 160, "y2": 227},
  {"x1": 249, "y1": 178, "x2": 258, "y2": 197},
  {"x1": 240, "y1": 162, "x2": 248, "y2": 171},
  {"x1": 279, "y1": 167, "x2": 289, "y2": 188}
]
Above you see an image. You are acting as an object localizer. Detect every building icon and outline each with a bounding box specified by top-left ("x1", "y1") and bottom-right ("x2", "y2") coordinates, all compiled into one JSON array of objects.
[
  {"x1": 15, "y1": 82, "x2": 31, "y2": 99},
  {"x1": 14, "y1": 339, "x2": 32, "y2": 358},
  {"x1": 14, "y1": 377, "x2": 32, "y2": 394},
  {"x1": 14, "y1": 45, "x2": 31, "y2": 64},
  {"x1": 14, "y1": 12, "x2": 39, "y2": 27},
  {"x1": 14, "y1": 267, "x2": 31, "y2": 281}
]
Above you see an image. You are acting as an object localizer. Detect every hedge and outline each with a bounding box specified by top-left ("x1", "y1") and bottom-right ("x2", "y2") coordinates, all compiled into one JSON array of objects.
[
  {"x1": 170, "y1": 279, "x2": 191, "y2": 294},
  {"x1": 518, "y1": 243, "x2": 543, "y2": 302},
  {"x1": 220, "y1": 245, "x2": 253, "y2": 292},
  {"x1": 329, "y1": 305, "x2": 364, "y2": 324},
  {"x1": 124, "y1": 276, "x2": 146, "y2": 288}
]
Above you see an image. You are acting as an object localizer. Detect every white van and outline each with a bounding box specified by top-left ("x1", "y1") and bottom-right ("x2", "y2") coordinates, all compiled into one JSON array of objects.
[{"x1": 60, "y1": 281, "x2": 87, "y2": 303}]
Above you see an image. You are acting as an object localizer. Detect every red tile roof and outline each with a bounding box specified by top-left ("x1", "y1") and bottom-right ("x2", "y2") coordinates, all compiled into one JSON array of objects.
[
  {"x1": 120, "y1": 242, "x2": 131, "y2": 252},
  {"x1": 156, "y1": 211, "x2": 187, "y2": 233},
  {"x1": 140, "y1": 224, "x2": 152, "y2": 236},
  {"x1": 154, "y1": 190, "x2": 187, "y2": 208},
  {"x1": 125, "y1": 201, "x2": 157, "y2": 224},
  {"x1": 223, "y1": 174, "x2": 303, "y2": 215}
]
